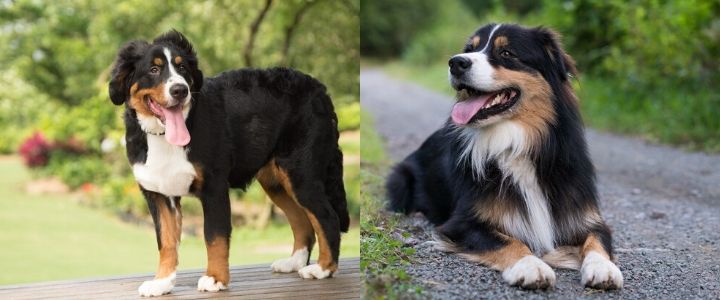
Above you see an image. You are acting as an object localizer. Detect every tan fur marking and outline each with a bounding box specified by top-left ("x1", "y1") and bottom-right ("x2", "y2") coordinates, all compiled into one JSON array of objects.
[
  {"x1": 174, "y1": 56, "x2": 182, "y2": 64},
  {"x1": 192, "y1": 163, "x2": 204, "y2": 193},
  {"x1": 494, "y1": 68, "x2": 555, "y2": 148},
  {"x1": 461, "y1": 238, "x2": 532, "y2": 271},
  {"x1": 205, "y1": 237, "x2": 230, "y2": 285},
  {"x1": 153, "y1": 194, "x2": 179, "y2": 279},
  {"x1": 473, "y1": 195, "x2": 516, "y2": 226},
  {"x1": 305, "y1": 211, "x2": 337, "y2": 272},
  {"x1": 494, "y1": 36, "x2": 508, "y2": 47},
  {"x1": 471, "y1": 35, "x2": 481, "y2": 48},
  {"x1": 153, "y1": 57, "x2": 164, "y2": 65},
  {"x1": 130, "y1": 83, "x2": 166, "y2": 117},
  {"x1": 256, "y1": 160, "x2": 315, "y2": 252},
  {"x1": 581, "y1": 234, "x2": 610, "y2": 260}
]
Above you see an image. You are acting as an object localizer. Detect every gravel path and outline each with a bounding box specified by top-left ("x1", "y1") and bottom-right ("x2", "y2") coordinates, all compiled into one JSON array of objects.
[{"x1": 361, "y1": 68, "x2": 720, "y2": 299}]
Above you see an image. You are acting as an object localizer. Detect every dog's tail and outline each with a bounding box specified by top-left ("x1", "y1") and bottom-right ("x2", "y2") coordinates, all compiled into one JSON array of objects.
[
  {"x1": 386, "y1": 161, "x2": 416, "y2": 213},
  {"x1": 541, "y1": 246, "x2": 581, "y2": 270},
  {"x1": 325, "y1": 144, "x2": 350, "y2": 233}
]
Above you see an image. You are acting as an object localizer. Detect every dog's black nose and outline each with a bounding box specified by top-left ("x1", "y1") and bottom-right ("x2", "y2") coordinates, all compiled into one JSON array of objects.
[
  {"x1": 449, "y1": 56, "x2": 472, "y2": 76},
  {"x1": 170, "y1": 84, "x2": 189, "y2": 100}
]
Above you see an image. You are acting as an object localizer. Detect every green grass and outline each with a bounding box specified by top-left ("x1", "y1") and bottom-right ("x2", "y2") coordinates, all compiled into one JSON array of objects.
[
  {"x1": 382, "y1": 61, "x2": 720, "y2": 152},
  {"x1": 0, "y1": 157, "x2": 358, "y2": 285},
  {"x1": 360, "y1": 111, "x2": 422, "y2": 299}
]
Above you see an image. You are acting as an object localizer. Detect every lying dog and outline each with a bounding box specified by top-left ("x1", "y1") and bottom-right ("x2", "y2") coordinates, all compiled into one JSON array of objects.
[
  {"x1": 108, "y1": 30, "x2": 349, "y2": 296},
  {"x1": 387, "y1": 24, "x2": 622, "y2": 290}
]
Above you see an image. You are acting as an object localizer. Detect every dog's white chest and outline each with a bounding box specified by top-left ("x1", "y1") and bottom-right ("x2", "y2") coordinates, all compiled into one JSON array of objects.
[{"x1": 132, "y1": 135, "x2": 196, "y2": 196}]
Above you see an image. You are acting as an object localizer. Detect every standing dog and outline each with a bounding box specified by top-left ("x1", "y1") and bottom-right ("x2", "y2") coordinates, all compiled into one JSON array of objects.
[
  {"x1": 387, "y1": 24, "x2": 623, "y2": 289},
  {"x1": 109, "y1": 30, "x2": 349, "y2": 296}
]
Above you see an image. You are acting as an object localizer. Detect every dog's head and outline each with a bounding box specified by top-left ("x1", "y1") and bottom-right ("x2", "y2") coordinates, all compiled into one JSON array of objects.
[
  {"x1": 448, "y1": 24, "x2": 576, "y2": 129},
  {"x1": 109, "y1": 29, "x2": 203, "y2": 146}
]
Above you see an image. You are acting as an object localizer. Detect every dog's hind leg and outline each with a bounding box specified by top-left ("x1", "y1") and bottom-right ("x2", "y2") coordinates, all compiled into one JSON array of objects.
[
  {"x1": 257, "y1": 160, "x2": 316, "y2": 273},
  {"x1": 138, "y1": 190, "x2": 182, "y2": 297},
  {"x1": 196, "y1": 180, "x2": 231, "y2": 292}
]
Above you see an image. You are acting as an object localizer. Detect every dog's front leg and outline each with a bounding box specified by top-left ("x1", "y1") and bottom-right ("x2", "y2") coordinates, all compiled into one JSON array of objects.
[
  {"x1": 138, "y1": 190, "x2": 182, "y2": 297},
  {"x1": 196, "y1": 181, "x2": 231, "y2": 292},
  {"x1": 580, "y1": 232, "x2": 623, "y2": 289}
]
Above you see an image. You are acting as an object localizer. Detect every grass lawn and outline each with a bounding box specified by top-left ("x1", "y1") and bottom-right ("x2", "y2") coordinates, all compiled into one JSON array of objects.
[{"x1": 0, "y1": 157, "x2": 359, "y2": 285}]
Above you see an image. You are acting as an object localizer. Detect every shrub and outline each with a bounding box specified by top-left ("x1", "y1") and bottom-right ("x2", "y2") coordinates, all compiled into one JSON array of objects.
[
  {"x1": 360, "y1": 0, "x2": 440, "y2": 57},
  {"x1": 337, "y1": 102, "x2": 360, "y2": 132},
  {"x1": 18, "y1": 132, "x2": 52, "y2": 168}
]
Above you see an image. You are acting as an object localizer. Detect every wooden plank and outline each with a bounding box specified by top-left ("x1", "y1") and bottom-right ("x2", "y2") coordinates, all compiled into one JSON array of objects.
[{"x1": 0, "y1": 258, "x2": 360, "y2": 300}]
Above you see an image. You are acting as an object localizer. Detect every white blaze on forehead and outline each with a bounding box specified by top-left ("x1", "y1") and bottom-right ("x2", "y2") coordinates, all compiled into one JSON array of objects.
[
  {"x1": 480, "y1": 24, "x2": 502, "y2": 54},
  {"x1": 163, "y1": 47, "x2": 190, "y2": 104},
  {"x1": 448, "y1": 24, "x2": 504, "y2": 92}
]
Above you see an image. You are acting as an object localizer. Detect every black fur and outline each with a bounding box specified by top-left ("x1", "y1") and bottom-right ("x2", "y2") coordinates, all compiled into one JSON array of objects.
[
  {"x1": 109, "y1": 30, "x2": 349, "y2": 269},
  {"x1": 387, "y1": 24, "x2": 613, "y2": 258}
]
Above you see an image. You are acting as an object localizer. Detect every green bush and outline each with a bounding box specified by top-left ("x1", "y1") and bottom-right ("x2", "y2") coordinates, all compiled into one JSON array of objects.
[
  {"x1": 44, "y1": 152, "x2": 109, "y2": 189},
  {"x1": 360, "y1": 0, "x2": 440, "y2": 57},
  {"x1": 337, "y1": 102, "x2": 360, "y2": 132}
]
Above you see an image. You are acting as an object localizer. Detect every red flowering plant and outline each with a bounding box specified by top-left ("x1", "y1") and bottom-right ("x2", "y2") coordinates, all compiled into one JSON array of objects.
[{"x1": 18, "y1": 132, "x2": 53, "y2": 168}]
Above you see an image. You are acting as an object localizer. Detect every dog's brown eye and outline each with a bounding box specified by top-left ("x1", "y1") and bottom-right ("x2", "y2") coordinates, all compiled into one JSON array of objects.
[
  {"x1": 500, "y1": 50, "x2": 514, "y2": 58},
  {"x1": 149, "y1": 66, "x2": 160, "y2": 74}
]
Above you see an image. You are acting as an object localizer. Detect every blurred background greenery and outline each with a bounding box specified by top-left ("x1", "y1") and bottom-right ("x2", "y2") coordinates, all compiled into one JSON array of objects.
[
  {"x1": 0, "y1": 0, "x2": 359, "y2": 284},
  {"x1": 361, "y1": 0, "x2": 720, "y2": 151}
]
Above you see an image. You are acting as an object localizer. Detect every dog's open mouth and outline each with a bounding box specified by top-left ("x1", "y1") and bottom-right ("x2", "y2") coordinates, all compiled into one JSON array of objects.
[
  {"x1": 451, "y1": 84, "x2": 520, "y2": 125},
  {"x1": 145, "y1": 95, "x2": 191, "y2": 146}
]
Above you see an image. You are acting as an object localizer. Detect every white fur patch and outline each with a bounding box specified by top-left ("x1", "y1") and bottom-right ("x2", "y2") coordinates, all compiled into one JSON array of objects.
[
  {"x1": 197, "y1": 275, "x2": 227, "y2": 292},
  {"x1": 298, "y1": 264, "x2": 332, "y2": 279},
  {"x1": 271, "y1": 247, "x2": 309, "y2": 273},
  {"x1": 138, "y1": 272, "x2": 175, "y2": 297},
  {"x1": 163, "y1": 48, "x2": 191, "y2": 105},
  {"x1": 133, "y1": 134, "x2": 196, "y2": 196},
  {"x1": 581, "y1": 251, "x2": 623, "y2": 289},
  {"x1": 502, "y1": 256, "x2": 556, "y2": 289},
  {"x1": 448, "y1": 24, "x2": 503, "y2": 94},
  {"x1": 459, "y1": 123, "x2": 556, "y2": 254}
]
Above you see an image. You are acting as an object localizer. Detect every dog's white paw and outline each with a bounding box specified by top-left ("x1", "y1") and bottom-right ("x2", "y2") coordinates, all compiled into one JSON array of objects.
[
  {"x1": 197, "y1": 275, "x2": 227, "y2": 292},
  {"x1": 502, "y1": 256, "x2": 556, "y2": 289},
  {"x1": 138, "y1": 273, "x2": 175, "y2": 297},
  {"x1": 298, "y1": 264, "x2": 332, "y2": 279},
  {"x1": 581, "y1": 251, "x2": 623, "y2": 289},
  {"x1": 271, "y1": 248, "x2": 309, "y2": 273}
]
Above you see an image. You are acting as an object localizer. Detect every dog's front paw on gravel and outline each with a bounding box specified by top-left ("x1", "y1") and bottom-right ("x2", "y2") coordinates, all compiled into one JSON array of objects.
[
  {"x1": 581, "y1": 251, "x2": 623, "y2": 289},
  {"x1": 502, "y1": 255, "x2": 556, "y2": 289}
]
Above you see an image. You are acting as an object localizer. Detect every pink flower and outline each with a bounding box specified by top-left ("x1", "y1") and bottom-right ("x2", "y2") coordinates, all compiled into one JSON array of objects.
[{"x1": 18, "y1": 132, "x2": 52, "y2": 168}]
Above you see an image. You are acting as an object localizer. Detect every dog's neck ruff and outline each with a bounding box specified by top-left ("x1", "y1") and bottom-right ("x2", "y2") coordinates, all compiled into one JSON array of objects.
[{"x1": 457, "y1": 121, "x2": 556, "y2": 254}]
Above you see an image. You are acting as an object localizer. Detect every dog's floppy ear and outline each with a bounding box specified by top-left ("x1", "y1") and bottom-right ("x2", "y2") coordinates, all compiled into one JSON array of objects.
[
  {"x1": 535, "y1": 27, "x2": 577, "y2": 81},
  {"x1": 153, "y1": 29, "x2": 203, "y2": 91},
  {"x1": 109, "y1": 40, "x2": 149, "y2": 105}
]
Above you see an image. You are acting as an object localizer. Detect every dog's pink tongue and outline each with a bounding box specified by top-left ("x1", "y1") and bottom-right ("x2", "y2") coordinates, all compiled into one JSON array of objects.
[
  {"x1": 160, "y1": 106, "x2": 190, "y2": 146},
  {"x1": 451, "y1": 95, "x2": 491, "y2": 125}
]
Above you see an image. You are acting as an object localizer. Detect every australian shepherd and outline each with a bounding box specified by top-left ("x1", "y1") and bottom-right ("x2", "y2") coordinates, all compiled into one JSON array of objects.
[
  {"x1": 387, "y1": 24, "x2": 623, "y2": 289},
  {"x1": 108, "y1": 30, "x2": 349, "y2": 296}
]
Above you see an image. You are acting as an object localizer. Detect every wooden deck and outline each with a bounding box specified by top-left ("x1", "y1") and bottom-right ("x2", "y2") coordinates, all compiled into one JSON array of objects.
[{"x1": 0, "y1": 258, "x2": 360, "y2": 300}]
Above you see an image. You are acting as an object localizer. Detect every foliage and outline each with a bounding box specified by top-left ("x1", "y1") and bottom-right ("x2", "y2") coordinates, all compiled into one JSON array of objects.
[
  {"x1": 337, "y1": 101, "x2": 360, "y2": 131},
  {"x1": 17, "y1": 132, "x2": 51, "y2": 168},
  {"x1": 360, "y1": 0, "x2": 439, "y2": 57}
]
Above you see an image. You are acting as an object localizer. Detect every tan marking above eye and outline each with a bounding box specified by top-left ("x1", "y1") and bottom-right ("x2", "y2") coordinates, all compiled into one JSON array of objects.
[
  {"x1": 153, "y1": 57, "x2": 164, "y2": 65},
  {"x1": 174, "y1": 56, "x2": 182, "y2": 64},
  {"x1": 471, "y1": 35, "x2": 481, "y2": 48},
  {"x1": 495, "y1": 36, "x2": 508, "y2": 48}
]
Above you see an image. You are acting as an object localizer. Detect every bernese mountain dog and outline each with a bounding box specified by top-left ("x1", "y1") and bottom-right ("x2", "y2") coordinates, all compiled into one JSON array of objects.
[
  {"x1": 108, "y1": 30, "x2": 349, "y2": 296},
  {"x1": 387, "y1": 24, "x2": 623, "y2": 290}
]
